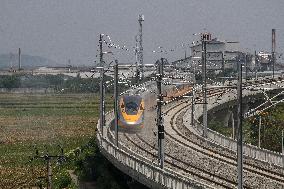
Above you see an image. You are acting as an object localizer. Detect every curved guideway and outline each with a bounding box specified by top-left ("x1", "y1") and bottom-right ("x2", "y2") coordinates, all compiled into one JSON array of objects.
[
  {"x1": 97, "y1": 105, "x2": 213, "y2": 188},
  {"x1": 184, "y1": 78, "x2": 284, "y2": 167},
  {"x1": 98, "y1": 78, "x2": 284, "y2": 189},
  {"x1": 166, "y1": 97, "x2": 284, "y2": 188}
]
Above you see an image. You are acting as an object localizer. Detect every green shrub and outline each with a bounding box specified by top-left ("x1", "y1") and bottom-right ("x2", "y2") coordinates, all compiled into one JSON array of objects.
[{"x1": 53, "y1": 169, "x2": 72, "y2": 189}]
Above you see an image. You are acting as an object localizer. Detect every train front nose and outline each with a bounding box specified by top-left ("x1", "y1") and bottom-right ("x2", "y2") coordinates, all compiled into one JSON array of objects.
[{"x1": 119, "y1": 95, "x2": 144, "y2": 129}]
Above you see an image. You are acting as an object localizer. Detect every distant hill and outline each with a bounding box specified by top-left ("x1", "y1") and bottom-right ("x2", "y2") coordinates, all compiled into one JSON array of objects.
[{"x1": 0, "y1": 54, "x2": 59, "y2": 69}]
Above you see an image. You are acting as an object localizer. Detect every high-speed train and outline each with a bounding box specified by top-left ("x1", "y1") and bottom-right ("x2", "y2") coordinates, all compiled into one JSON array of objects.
[
  {"x1": 117, "y1": 82, "x2": 192, "y2": 131},
  {"x1": 118, "y1": 95, "x2": 145, "y2": 130}
]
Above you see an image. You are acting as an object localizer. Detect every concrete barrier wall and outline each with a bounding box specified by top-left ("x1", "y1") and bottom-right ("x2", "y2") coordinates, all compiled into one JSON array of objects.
[
  {"x1": 187, "y1": 87, "x2": 284, "y2": 167},
  {"x1": 97, "y1": 112, "x2": 213, "y2": 189},
  {"x1": 193, "y1": 119, "x2": 283, "y2": 166}
]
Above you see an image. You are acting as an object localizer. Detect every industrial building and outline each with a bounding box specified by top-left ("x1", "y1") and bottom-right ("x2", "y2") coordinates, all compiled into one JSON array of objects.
[{"x1": 172, "y1": 34, "x2": 249, "y2": 71}]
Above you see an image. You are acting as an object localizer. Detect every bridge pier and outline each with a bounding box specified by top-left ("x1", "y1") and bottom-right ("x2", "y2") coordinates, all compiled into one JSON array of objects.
[
  {"x1": 222, "y1": 110, "x2": 231, "y2": 128},
  {"x1": 243, "y1": 103, "x2": 249, "y2": 115}
]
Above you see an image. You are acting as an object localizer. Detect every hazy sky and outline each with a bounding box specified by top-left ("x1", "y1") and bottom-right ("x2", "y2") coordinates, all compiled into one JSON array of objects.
[{"x1": 0, "y1": 0, "x2": 283, "y2": 66}]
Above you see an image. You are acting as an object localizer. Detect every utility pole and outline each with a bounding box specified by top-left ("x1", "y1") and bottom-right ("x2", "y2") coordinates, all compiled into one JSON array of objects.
[
  {"x1": 231, "y1": 111, "x2": 235, "y2": 140},
  {"x1": 191, "y1": 61, "x2": 196, "y2": 127},
  {"x1": 138, "y1": 14, "x2": 144, "y2": 80},
  {"x1": 191, "y1": 87, "x2": 195, "y2": 127},
  {"x1": 114, "y1": 59, "x2": 119, "y2": 147},
  {"x1": 222, "y1": 52, "x2": 225, "y2": 85},
  {"x1": 9, "y1": 53, "x2": 14, "y2": 71},
  {"x1": 31, "y1": 148, "x2": 65, "y2": 189},
  {"x1": 135, "y1": 35, "x2": 139, "y2": 82},
  {"x1": 245, "y1": 54, "x2": 248, "y2": 82},
  {"x1": 47, "y1": 157, "x2": 52, "y2": 189},
  {"x1": 202, "y1": 33, "x2": 211, "y2": 137},
  {"x1": 156, "y1": 58, "x2": 164, "y2": 169},
  {"x1": 99, "y1": 34, "x2": 104, "y2": 67},
  {"x1": 254, "y1": 51, "x2": 258, "y2": 79},
  {"x1": 18, "y1": 48, "x2": 21, "y2": 71},
  {"x1": 272, "y1": 29, "x2": 276, "y2": 78},
  {"x1": 258, "y1": 116, "x2": 262, "y2": 148},
  {"x1": 237, "y1": 55, "x2": 243, "y2": 189},
  {"x1": 282, "y1": 130, "x2": 284, "y2": 172},
  {"x1": 100, "y1": 68, "x2": 105, "y2": 136},
  {"x1": 99, "y1": 33, "x2": 105, "y2": 137}
]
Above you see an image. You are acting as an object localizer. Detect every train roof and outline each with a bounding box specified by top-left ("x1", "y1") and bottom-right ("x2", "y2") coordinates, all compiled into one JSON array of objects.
[{"x1": 120, "y1": 81, "x2": 191, "y2": 98}]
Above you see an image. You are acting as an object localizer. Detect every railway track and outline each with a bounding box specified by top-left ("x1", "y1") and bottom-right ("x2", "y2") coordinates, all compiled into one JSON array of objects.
[
  {"x1": 123, "y1": 133, "x2": 236, "y2": 189},
  {"x1": 174, "y1": 81, "x2": 284, "y2": 174},
  {"x1": 170, "y1": 107, "x2": 284, "y2": 177},
  {"x1": 163, "y1": 98, "x2": 284, "y2": 188},
  {"x1": 108, "y1": 90, "x2": 237, "y2": 188},
  {"x1": 126, "y1": 103, "x2": 284, "y2": 188},
  {"x1": 106, "y1": 78, "x2": 284, "y2": 188}
]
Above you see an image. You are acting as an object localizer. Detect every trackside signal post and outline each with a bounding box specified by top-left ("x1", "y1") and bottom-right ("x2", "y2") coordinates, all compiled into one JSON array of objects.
[{"x1": 156, "y1": 58, "x2": 165, "y2": 169}]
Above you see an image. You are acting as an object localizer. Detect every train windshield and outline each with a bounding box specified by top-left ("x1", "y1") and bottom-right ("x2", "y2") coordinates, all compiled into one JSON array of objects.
[
  {"x1": 123, "y1": 96, "x2": 142, "y2": 115},
  {"x1": 125, "y1": 102, "x2": 139, "y2": 114}
]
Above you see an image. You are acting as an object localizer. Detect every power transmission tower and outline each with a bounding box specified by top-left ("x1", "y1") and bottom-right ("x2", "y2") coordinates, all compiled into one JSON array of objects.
[
  {"x1": 137, "y1": 14, "x2": 144, "y2": 80},
  {"x1": 156, "y1": 58, "x2": 165, "y2": 169}
]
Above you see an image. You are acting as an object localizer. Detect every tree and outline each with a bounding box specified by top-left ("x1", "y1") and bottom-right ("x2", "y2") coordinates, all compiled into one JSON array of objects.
[{"x1": 1, "y1": 75, "x2": 21, "y2": 89}]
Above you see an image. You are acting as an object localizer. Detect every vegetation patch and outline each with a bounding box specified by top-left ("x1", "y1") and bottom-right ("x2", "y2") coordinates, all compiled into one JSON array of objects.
[
  {"x1": 209, "y1": 102, "x2": 284, "y2": 153},
  {"x1": 0, "y1": 93, "x2": 113, "y2": 188}
]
